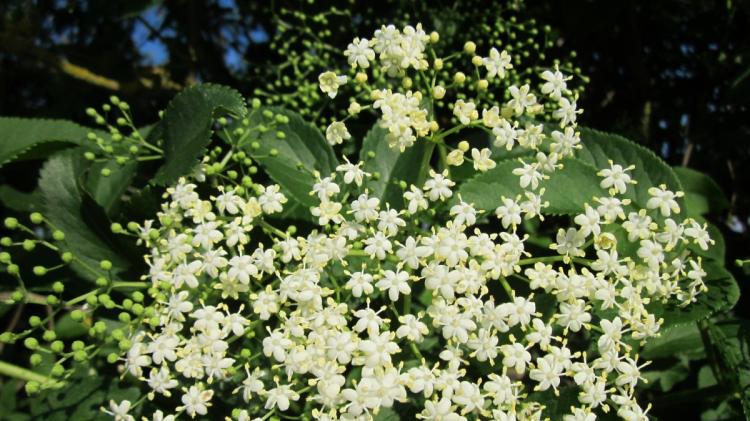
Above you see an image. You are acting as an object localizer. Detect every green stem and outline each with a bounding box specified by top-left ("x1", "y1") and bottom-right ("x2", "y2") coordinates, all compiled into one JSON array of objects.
[{"x1": 0, "y1": 360, "x2": 65, "y2": 388}]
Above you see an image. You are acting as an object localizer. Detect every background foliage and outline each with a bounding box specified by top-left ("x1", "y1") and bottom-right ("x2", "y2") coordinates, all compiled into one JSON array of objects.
[{"x1": 0, "y1": 0, "x2": 749, "y2": 420}]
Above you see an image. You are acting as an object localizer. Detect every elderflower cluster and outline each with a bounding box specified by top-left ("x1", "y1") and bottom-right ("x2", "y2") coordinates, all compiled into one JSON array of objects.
[{"x1": 107, "y1": 24, "x2": 713, "y2": 421}]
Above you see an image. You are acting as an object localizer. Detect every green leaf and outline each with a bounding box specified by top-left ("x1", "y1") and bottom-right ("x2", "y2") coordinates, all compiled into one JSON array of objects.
[
  {"x1": 642, "y1": 322, "x2": 705, "y2": 360},
  {"x1": 577, "y1": 127, "x2": 684, "y2": 219},
  {"x1": 652, "y1": 261, "x2": 739, "y2": 329},
  {"x1": 0, "y1": 185, "x2": 44, "y2": 213},
  {"x1": 39, "y1": 151, "x2": 129, "y2": 281},
  {"x1": 359, "y1": 124, "x2": 433, "y2": 209},
  {"x1": 706, "y1": 320, "x2": 750, "y2": 418},
  {"x1": 459, "y1": 157, "x2": 605, "y2": 215},
  {"x1": 153, "y1": 83, "x2": 247, "y2": 185},
  {"x1": 0, "y1": 118, "x2": 91, "y2": 167},
  {"x1": 241, "y1": 107, "x2": 338, "y2": 208},
  {"x1": 373, "y1": 407, "x2": 400, "y2": 421},
  {"x1": 673, "y1": 167, "x2": 729, "y2": 218},
  {"x1": 642, "y1": 359, "x2": 690, "y2": 392},
  {"x1": 85, "y1": 159, "x2": 137, "y2": 216},
  {"x1": 529, "y1": 386, "x2": 580, "y2": 418}
]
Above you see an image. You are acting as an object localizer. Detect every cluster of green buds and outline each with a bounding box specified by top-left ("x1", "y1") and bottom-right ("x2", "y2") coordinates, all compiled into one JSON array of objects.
[
  {"x1": 250, "y1": 0, "x2": 587, "y2": 132},
  {"x1": 0, "y1": 214, "x2": 149, "y2": 395}
]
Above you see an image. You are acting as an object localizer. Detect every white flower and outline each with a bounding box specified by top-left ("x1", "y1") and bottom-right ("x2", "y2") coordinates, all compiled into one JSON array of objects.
[
  {"x1": 471, "y1": 148, "x2": 496, "y2": 172},
  {"x1": 598, "y1": 161, "x2": 636, "y2": 195},
  {"x1": 375, "y1": 269, "x2": 411, "y2": 301},
  {"x1": 336, "y1": 157, "x2": 368, "y2": 186},
  {"x1": 495, "y1": 196, "x2": 522, "y2": 229},
  {"x1": 541, "y1": 68, "x2": 568, "y2": 99},
  {"x1": 450, "y1": 201, "x2": 477, "y2": 227},
  {"x1": 318, "y1": 71, "x2": 347, "y2": 98},
  {"x1": 147, "y1": 367, "x2": 179, "y2": 395},
  {"x1": 573, "y1": 204, "x2": 601, "y2": 238},
  {"x1": 512, "y1": 160, "x2": 546, "y2": 190},
  {"x1": 424, "y1": 169, "x2": 455, "y2": 201},
  {"x1": 553, "y1": 97, "x2": 580, "y2": 126},
  {"x1": 310, "y1": 200, "x2": 344, "y2": 225},
  {"x1": 181, "y1": 386, "x2": 213, "y2": 418},
  {"x1": 529, "y1": 355, "x2": 563, "y2": 391},
  {"x1": 453, "y1": 99, "x2": 478, "y2": 125},
  {"x1": 396, "y1": 236, "x2": 432, "y2": 269},
  {"x1": 258, "y1": 184, "x2": 287, "y2": 214},
  {"x1": 483, "y1": 48, "x2": 512, "y2": 79},
  {"x1": 684, "y1": 220, "x2": 713, "y2": 250},
  {"x1": 397, "y1": 314, "x2": 429, "y2": 342},
  {"x1": 325, "y1": 121, "x2": 351, "y2": 145},
  {"x1": 344, "y1": 37, "x2": 375, "y2": 68},
  {"x1": 647, "y1": 184, "x2": 683, "y2": 216},
  {"x1": 378, "y1": 208, "x2": 406, "y2": 236},
  {"x1": 265, "y1": 383, "x2": 300, "y2": 411},
  {"x1": 263, "y1": 329, "x2": 292, "y2": 362},
  {"x1": 500, "y1": 342, "x2": 531, "y2": 374},
  {"x1": 404, "y1": 185, "x2": 429, "y2": 214},
  {"x1": 103, "y1": 400, "x2": 134, "y2": 421},
  {"x1": 363, "y1": 231, "x2": 392, "y2": 260},
  {"x1": 492, "y1": 119, "x2": 518, "y2": 150},
  {"x1": 350, "y1": 193, "x2": 380, "y2": 222},
  {"x1": 346, "y1": 270, "x2": 375, "y2": 297},
  {"x1": 228, "y1": 254, "x2": 258, "y2": 284},
  {"x1": 507, "y1": 84, "x2": 537, "y2": 115}
]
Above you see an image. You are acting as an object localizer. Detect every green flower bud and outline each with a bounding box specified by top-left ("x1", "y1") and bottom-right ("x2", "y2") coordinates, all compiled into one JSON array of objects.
[
  {"x1": 33, "y1": 266, "x2": 47, "y2": 276},
  {"x1": 51, "y1": 364, "x2": 65, "y2": 377},
  {"x1": 70, "y1": 309, "x2": 84, "y2": 322},
  {"x1": 52, "y1": 230, "x2": 65, "y2": 241},
  {"x1": 42, "y1": 330, "x2": 56, "y2": 342},
  {"x1": 4, "y1": 217, "x2": 18, "y2": 229},
  {"x1": 52, "y1": 281, "x2": 64, "y2": 294},
  {"x1": 112, "y1": 329, "x2": 124, "y2": 341},
  {"x1": 30, "y1": 212, "x2": 44, "y2": 224},
  {"x1": 24, "y1": 337, "x2": 39, "y2": 349},
  {"x1": 86, "y1": 295, "x2": 98, "y2": 306},
  {"x1": 30, "y1": 353, "x2": 43, "y2": 366},
  {"x1": 131, "y1": 303, "x2": 144, "y2": 315},
  {"x1": 99, "y1": 260, "x2": 112, "y2": 271},
  {"x1": 10, "y1": 290, "x2": 23, "y2": 302},
  {"x1": 22, "y1": 239, "x2": 35, "y2": 251},
  {"x1": 71, "y1": 340, "x2": 85, "y2": 351},
  {"x1": 50, "y1": 340, "x2": 64, "y2": 353},
  {"x1": 7, "y1": 264, "x2": 19, "y2": 276},
  {"x1": 118, "y1": 339, "x2": 132, "y2": 351},
  {"x1": 25, "y1": 381, "x2": 40, "y2": 394}
]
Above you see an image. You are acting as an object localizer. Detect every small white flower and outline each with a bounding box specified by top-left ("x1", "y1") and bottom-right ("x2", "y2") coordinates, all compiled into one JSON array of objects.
[
  {"x1": 483, "y1": 48, "x2": 512, "y2": 79},
  {"x1": 471, "y1": 148, "x2": 496, "y2": 172},
  {"x1": 318, "y1": 71, "x2": 347, "y2": 98},
  {"x1": 325, "y1": 121, "x2": 351, "y2": 145},
  {"x1": 180, "y1": 386, "x2": 213, "y2": 418},
  {"x1": 103, "y1": 400, "x2": 134, "y2": 421}
]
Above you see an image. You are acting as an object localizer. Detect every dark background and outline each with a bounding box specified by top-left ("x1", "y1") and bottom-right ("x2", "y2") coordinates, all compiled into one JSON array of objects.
[{"x1": 0, "y1": 1, "x2": 749, "y2": 417}]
